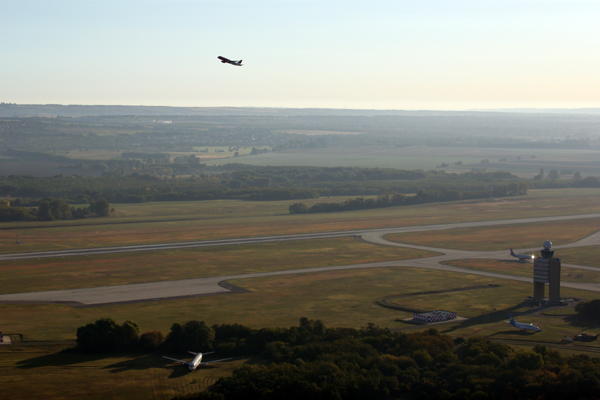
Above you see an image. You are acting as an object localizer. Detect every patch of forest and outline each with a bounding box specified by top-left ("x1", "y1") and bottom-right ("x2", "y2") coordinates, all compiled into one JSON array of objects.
[
  {"x1": 74, "y1": 317, "x2": 600, "y2": 400},
  {"x1": 0, "y1": 167, "x2": 529, "y2": 205}
]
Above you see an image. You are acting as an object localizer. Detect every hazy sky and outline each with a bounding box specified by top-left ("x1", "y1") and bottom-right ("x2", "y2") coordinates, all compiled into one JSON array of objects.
[{"x1": 3, "y1": 0, "x2": 600, "y2": 110}]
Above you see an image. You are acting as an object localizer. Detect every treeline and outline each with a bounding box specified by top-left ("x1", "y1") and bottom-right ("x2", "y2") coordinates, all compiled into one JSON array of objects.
[
  {"x1": 76, "y1": 318, "x2": 600, "y2": 400},
  {"x1": 190, "y1": 333, "x2": 600, "y2": 400},
  {"x1": 575, "y1": 299, "x2": 600, "y2": 319},
  {"x1": 530, "y1": 176, "x2": 600, "y2": 189},
  {"x1": 290, "y1": 183, "x2": 529, "y2": 214},
  {"x1": 0, "y1": 198, "x2": 110, "y2": 222},
  {"x1": 0, "y1": 167, "x2": 529, "y2": 205}
]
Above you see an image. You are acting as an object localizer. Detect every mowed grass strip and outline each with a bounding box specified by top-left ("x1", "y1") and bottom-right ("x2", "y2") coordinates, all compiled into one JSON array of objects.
[
  {"x1": 0, "y1": 238, "x2": 440, "y2": 294},
  {"x1": 0, "y1": 344, "x2": 247, "y2": 400},
  {"x1": 384, "y1": 284, "x2": 526, "y2": 318},
  {"x1": 385, "y1": 218, "x2": 600, "y2": 251},
  {"x1": 443, "y1": 259, "x2": 600, "y2": 284},
  {"x1": 554, "y1": 245, "x2": 600, "y2": 268},
  {"x1": 0, "y1": 267, "x2": 519, "y2": 341},
  {"x1": 2, "y1": 266, "x2": 598, "y2": 343},
  {"x1": 3, "y1": 188, "x2": 600, "y2": 254}
]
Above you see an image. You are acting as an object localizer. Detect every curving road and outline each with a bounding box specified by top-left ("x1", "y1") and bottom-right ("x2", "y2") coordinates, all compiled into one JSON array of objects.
[{"x1": 1, "y1": 213, "x2": 600, "y2": 306}]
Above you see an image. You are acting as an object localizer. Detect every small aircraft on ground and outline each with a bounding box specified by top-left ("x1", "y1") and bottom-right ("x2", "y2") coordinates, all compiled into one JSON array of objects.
[
  {"x1": 218, "y1": 56, "x2": 243, "y2": 66},
  {"x1": 509, "y1": 248, "x2": 534, "y2": 262},
  {"x1": 163, "y1": 351, "x2": 233, "y2": 370},
  {"x1": 507, "y1": 314, "x2": 541, "y2": 332}
]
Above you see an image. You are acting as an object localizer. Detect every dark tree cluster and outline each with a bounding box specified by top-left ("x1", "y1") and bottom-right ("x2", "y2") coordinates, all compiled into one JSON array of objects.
[
  {"x1": 76, "y1": 318, "x2": 164, "y2": 353},
  {"x1": 0, "y1": 167, "x2": 528, "y2": 205},
  {"x1": 289, "y1": 183, "x2": 528, "y2": 214},
  {"x1": 74, "y1": 317, "x2": 600, "y2": 400},
  {"x1": 575, "y1": 299, "x2": 600, "y2": 320},
  {"x1": 0, "y1": 197, "x2": 110, "y2": 222},
  {"x1": 76, "y1": 318, "x2": 142, "y2": 353},
  {"x1": 177, "y1": 322, "x2": 600, "y2": 400}
]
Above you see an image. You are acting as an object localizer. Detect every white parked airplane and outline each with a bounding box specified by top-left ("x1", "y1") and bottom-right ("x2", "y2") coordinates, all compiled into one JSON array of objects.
[
  {"x1": 509, "y1": 248, "x2": 534, "y2": 262},
  {"x1": 218, "y1": 56, "x2": 243, "y2": 66},
  {"x1": 507, "y1": 314, "x2": 541, "y2": 332},
  {"x1": 163, "y1": 351, "x2": 233, "y2": 370}
]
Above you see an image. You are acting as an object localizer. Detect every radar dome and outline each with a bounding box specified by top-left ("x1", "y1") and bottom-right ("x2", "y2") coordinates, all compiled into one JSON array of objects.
[{"x1": 543, "y1": 240, "x2": 552, "y2": 250}]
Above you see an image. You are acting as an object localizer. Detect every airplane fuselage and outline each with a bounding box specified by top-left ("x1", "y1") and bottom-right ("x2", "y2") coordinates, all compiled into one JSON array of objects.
[
  {"x1": 510, "y1": 248, "x2": 534, "y2": 262},
  {"x1": 188, "y1": 353, "x2": 203, "y2": 370},
  {"x1": 218, "y1": 56, "x2": 243, "y2": 66},
  {"x1": 508, "y1": 314, "x2": 541, "y2": 332}
]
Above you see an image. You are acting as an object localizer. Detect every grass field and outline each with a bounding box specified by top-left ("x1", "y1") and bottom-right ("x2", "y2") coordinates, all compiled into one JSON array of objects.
[
  {"x1": 2, "y1": 188, "x2": 600, "y2": 399},
  {"x1": 1, "y1": 265, "x2": 598, "y2": 342},
  {"x1": 0, "y1": 344, "x2": 247, "y2": 400},
  {"x1": 2, "y1": 188, "x2": 600, "y2": 254},
  {"x1": 553, "y1": 245, "x2": 600, "y2": 268},
  {"x1": 0, "y1": 238, "x2": 439, "y2": 294},
  {"x1": 385, "y1": 218, "x2": 600, "y2": 251},
  {"x1": 443, "y1": 258, "x2": 600, "y2": 283}
]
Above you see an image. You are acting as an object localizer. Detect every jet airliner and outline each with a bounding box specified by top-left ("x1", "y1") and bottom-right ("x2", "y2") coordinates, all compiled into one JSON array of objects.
[
  {"x1": 218, "y1": 56, "x2": 243, "y2": 66},
  {"x1": 163, "y1": 351, "x2": 233, "y2": 370},
  {"x1": 510, "y1": 248, "x2": 534, "y2": 262},
  {"x1": 507, "y1": 314, "x2": 541, "y2": 332}
]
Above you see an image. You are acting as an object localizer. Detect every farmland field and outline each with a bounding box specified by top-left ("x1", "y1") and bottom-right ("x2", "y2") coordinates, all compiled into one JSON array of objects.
[{"x1": 210, "y1": 146, "x2": 600, "y2": 177}]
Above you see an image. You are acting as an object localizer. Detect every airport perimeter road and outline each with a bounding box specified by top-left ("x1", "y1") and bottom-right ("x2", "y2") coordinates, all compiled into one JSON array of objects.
[{"x1": 2, "y1": 213, "x2": 600, "y2": 261}]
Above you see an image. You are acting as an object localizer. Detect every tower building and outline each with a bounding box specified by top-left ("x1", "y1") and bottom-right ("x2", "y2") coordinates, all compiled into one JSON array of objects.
[{"x1": 532, "y1": 240, "x2": 561, "y2": 304}]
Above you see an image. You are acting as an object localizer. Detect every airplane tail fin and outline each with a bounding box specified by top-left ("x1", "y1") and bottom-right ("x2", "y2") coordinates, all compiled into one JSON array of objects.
[
  {"x1": 509, "y1": 314, "x2": 515, "y2": 324},
  {"x1": 510, "y1": 248, "x2": 515, "y2": 255}
]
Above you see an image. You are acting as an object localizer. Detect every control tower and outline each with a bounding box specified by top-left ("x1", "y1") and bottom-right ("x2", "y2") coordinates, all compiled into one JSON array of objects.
[{"x1": 533, "y1": 240, "x2": 561, "y2": 304}]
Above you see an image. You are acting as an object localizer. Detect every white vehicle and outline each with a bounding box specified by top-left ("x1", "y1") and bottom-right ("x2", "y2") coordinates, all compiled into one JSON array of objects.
[
  {"x1": 509, "y1": 248, "x2": 534, "y2": 262},
  {"x1": 507, "y1": 314, "x2": 541, "y2": 332},
  {"x1": 163, "y1": 351, "x2": 233, "y2": 371}
]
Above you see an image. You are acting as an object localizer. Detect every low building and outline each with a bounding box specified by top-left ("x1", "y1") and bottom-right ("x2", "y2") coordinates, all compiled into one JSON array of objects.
[{"x1": 413, "y1": 310, "x2": 457, "y2": 323}]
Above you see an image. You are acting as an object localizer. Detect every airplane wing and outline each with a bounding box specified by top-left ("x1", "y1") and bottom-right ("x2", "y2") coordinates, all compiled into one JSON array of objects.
[
  {"x1": 187, "y1": 351, "x2": 214, "y2": 356},
  {"x1": 163, "y1": 356, "x2": 191, "y2": 365},
  {"x1": 200, "y1": 358, "x2": 233, "y2": 365}
]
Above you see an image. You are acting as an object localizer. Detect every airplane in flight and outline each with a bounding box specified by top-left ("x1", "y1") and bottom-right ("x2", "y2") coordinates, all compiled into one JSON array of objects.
[
  {"x1": 218, "y1": 56, "x2": 243, "y2": 66},
  {"x1": 509, "y1": 248, "x2": 534, "y2": 262},
  {"x1": 163, "y1": 351, "x2": 233, "y2": 370},
  {"x1": 507, "y1": 314, "x2": 542, "y2": 332}
]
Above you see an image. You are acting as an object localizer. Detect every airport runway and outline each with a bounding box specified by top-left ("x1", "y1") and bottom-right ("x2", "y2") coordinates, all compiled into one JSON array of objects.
[
  {"x1": 1, "y1": 213, "x2": 599, "y2": 261},
  {"x1": 1, "y1": 213, "x2": 600, "y2": 306}
]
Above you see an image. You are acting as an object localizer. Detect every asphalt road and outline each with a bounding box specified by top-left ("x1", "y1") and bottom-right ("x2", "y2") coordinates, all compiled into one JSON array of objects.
[{"x1": 1, "y1": 213, "x2": 599, "y2": 306}]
